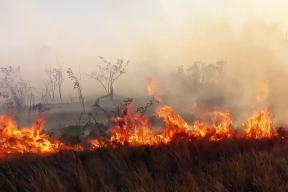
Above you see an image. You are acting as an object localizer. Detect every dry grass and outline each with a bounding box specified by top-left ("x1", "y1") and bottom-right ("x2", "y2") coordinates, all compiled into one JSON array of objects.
[{"x1": 1, "y1": 137, "x2": 288, "y2": 192}]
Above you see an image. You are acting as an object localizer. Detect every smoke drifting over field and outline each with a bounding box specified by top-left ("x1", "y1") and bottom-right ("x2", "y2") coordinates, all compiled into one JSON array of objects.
[
  {"x1": 140, "y1": 20, "x2": 288, "y2": 125},
  {"x1": 115, "y1": 1, "x2": 288, "y2": 125},
  {"x1": 1, "y1": 1, "x2": 288, "y2": 123}
]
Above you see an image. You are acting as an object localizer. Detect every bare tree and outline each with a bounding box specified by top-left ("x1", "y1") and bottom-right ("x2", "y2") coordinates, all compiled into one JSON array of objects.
[
  {"x1": 0, "y1": 66, "x2": 38, "y2": 126},
  {"x1": 38, "y1": 82, "x2": 51, "y2": 104},
  {"x1": 169, "y1": 61, "x2": 234, "y2": 110},
  {"x1": 86, "y1": 56, "x2": 129, "y2": 106},
  {"x1": 53, "y1": 65, "x2": 64, "y2": 103},
  {"x1": 44, "y1": 64, "x2": 65, "y2": 103},
  {"x1": 42, "y1": 80, "x2": 53, "y2": 103},
  {"x1": 170, "y1": 61, "x2": 226, "y2": 92},
  {"x1": 67, "y1": 68, "x2": 85, "y2": 112},
  {"x1": 0, "y1": 66, "x2": 35, "y2": 109},
  {"x1": 44, "y1": 67, "x2": 57, "y2": 103},
  {"x1": 28, "y1": 90, "x2": 35, "y2": 108}
]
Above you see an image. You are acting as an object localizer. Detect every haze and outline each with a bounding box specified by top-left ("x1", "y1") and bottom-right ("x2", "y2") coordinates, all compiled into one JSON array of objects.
[{"x1": 0, "y1": 0, "x2": 288, "y2": 106}]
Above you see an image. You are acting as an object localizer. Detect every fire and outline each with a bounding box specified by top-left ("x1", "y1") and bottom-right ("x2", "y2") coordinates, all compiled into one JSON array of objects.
[
  {"x1": 0, "y1": 79, "x2": 285, "y2": 158},
  {"x1": 146, "y1": 77, "x2": 161, "y2": 102},
  {"x1": 244, "y1": 109, "x2": 277, "y2": 138},
  {"x1": 256, "y1": 80, "x2": 268, "y2": 102},
  {"x1": 109, "y1": 102, "x2": 160, "y2": 145},
  {"x1": 108, "y1": 103, "x2": 277, "y2": 145},
  {"x1": 0, "y1": 103, "x2": 281, "y2": 157},
  {"x1": 209, "y1": 111, "x2": 233, "y2": 141},
  {"x1": 0, "y1": 114, "x2": 64, "y2": 157}
]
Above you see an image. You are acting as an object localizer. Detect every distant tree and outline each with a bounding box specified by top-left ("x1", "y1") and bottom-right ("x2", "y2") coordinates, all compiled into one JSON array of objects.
[
  {"x1": 87, "y1": 56, "x2": 129, "y2": 106},
  {"x1": 170, "y1": 61, "x2": 226, "y2": 92},
  {"x1": 40, "y1": 80, "x2": 53, "y2": 104},
  {"x1": 67, "y1": 68, "x2": 85, "y2": 112},
  {"x1": 44, "y1": 64, "x2": 65, "y2": 103},
  {"x1": 168, "y1": 61, "x2": 231, "y2": 110},
  {"x1": 0, "y1": 66, "x2": 35, "y2": 111},
  {"x1": 70, "y1": 96, "x2": 74, "y2": 103},
  {"x1": 53, "y1": 65, "x2": 64, "y2": 103},
  {"x1": 44, "y1": 67, "x2": 57, "y2": 103}
]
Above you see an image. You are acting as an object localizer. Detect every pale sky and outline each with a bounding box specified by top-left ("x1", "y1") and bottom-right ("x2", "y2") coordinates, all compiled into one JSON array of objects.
[{"x1": 0, "y1": 0, "x2": 288, "y2": 99}]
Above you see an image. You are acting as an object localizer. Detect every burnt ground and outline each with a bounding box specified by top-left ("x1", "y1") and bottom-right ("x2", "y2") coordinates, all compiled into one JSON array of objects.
[{"x1": 1, "y1": 137, "x2": 288, "y2": 192}]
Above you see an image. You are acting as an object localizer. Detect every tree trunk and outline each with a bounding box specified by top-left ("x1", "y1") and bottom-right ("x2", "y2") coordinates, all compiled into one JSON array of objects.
[
  {"x1": 59, "y1": 85, "x2": 62, "y2": 103},
  {"x1": 93, "y1": 85, "x2": 114, "y2": 108},
  {"x1": 52, "y1": 88, "x2": 55, "y2": 102},
  {"x1": 109, "y1": 86, "x2": 114, "y2": 100},
  {"x1": 81, "y1": 98, "x2": 85, "y2": 112}
]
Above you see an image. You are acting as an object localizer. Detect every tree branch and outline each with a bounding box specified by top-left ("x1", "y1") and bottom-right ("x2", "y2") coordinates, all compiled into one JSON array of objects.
[{"x1": 86, "y1": 73, "x2": 109, "y2": 94}]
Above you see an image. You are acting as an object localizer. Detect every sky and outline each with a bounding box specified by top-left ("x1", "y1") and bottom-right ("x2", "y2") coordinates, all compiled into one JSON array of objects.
[{"x1": 0, "y1": 0, "x2": 288, "y2": 101}]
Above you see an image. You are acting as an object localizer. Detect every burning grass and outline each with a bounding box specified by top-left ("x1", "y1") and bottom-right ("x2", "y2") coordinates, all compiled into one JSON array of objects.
[
  {"x1": 0, "y1": 100, "x2": 287, "y2": 156},
  {"x1": 1, "y1": 106, "x2": 288, "y2": 191},
  {"x1": 0, "y1": 78, "x2": 279, "y2": 157},
  {"x1": 1, "y1": 137, "x2": 288, "y2": 191},
  {"x1": 1, "y1": 78, "x2": 287, "y2": 191}
]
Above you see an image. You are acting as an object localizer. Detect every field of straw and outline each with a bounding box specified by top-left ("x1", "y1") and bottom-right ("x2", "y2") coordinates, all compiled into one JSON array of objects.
[
  {"x1": 2, "y1": 1, "x2": 288, "y2": 191},
  {"x1": 1, "y1": 137, "x2": 288, "y2": 192}
]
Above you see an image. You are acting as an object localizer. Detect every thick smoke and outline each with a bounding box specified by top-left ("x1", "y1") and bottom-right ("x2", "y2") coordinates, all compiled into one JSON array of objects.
[
  {"x1": 127, "y1": 20, "x2": 288, "y2": 125},
  {"x1": 1, "y1": 1, "x2": 288, "y2": 125}
]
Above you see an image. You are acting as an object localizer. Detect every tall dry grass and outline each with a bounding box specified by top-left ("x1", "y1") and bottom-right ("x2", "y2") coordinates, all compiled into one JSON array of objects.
[{"x1": 1, "y1": 137, "x2": 288, "y2": 192}]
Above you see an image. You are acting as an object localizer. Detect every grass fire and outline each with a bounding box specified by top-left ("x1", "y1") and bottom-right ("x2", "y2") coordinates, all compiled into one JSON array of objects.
[
  {"x1": 1, "y1": 76, "x2": 288, "y2": 191},
  {"x1": 2, "y1": 1, "x2": 288, "y2": 191},
  {"x1": 0, "y1": 79, "x2": 284, "y2": 156}
]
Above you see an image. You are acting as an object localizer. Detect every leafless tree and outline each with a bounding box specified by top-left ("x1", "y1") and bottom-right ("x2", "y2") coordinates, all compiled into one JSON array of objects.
[
  {"x1": 0, "y1": 66, "x2": 35, "y2": 109},
  {"x1": 52, "y1": 65, "x2": 64, "y2": 103},
  {"x1": 70, "y1": 96, "x2": 74, "y2": 103},
  {"x1": 44, "y1": 64, "x2": 65, "y2": 103},
  {"x1": 44, "y1": 67, "x2": 57, "y2": 103},
  {"x1": 28, "y1": 90, "x2": 35, "y2": 108},
  {"x1": 39, "y1": 83, "x2": 50, "y2": 104},
  {"x1": 42, "y1": 80, "x2": 53, "y2": 103},
  {"x1": 67, "y1": 68, "x2": 85, "y2": 112},
  {"x1": 0, "y1": 66, "x2": 38, "y2": 125},
  {"x1": 86, "y1": 56, "x2": 129, "y2": 106},
  {"x1": 170, "y1": 61, "x2": 226, "y2": 92}
]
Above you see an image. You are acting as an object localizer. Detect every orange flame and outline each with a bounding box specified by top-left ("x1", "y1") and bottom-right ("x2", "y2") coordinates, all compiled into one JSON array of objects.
[
  {"x1": 256, "y1": 80, "x2": 268, "y2": 102},
  {"x1": 244, "y1": 109, "x2": 277, "y2": 138},
  {"x1": 0, "y1": 79, "x2": 285, "y2": 158},
  {"x1": 0, "y1": 103, "x2": 281, "y2": 158},
  {"x1": 0, "y1": 114, "x2": 64, "y2": 157},
  {"x1": 145, "y1": 77, "x2": 161, "y2": 102}
]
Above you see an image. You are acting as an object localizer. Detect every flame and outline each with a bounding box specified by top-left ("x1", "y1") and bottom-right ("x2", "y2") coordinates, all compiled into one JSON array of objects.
[
  {"x1": 145, "y1": 77, "x2": 161, "y2": 102},
  {"x1": 256, "y1": 80, "x2": 268, "y2": 102},
  {"x1": 0, "y1": 79, "x2": 286, "y2": 158},
  {"x1": 0, "y1": 114, "x2": 64, "y2": 157},
  {"x1": 0, "y1": 103, "x2": 281, "y2": 158},
  {"x1": 110, "y1": 102, "x2": 160, "y2": 145},
  {"x1": 209, "y1": 111, "x2": 233, "y2": 141},
  {"x1": 244, "y1": 109, "x2": 277, "y2": 138},
  {"x1": 107, "y1": 103, "x2": 276, "y2": 145}
]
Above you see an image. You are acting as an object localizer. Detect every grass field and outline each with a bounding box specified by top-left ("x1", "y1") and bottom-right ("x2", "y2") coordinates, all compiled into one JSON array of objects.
[
  {"x1": 0, "y1": 95, "x2": 284, "y2": 192},
  {"x1": 1, "y1": 137, "x2": 288, "y2": 192}
]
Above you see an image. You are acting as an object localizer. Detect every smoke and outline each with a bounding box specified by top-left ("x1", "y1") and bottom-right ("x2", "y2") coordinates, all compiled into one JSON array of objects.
[
  {"x1": 134, "y1": 20, "x2": 288, "y2": 125},
  {"x1": 1, "y1": 1, "x2": 288, "y2": 124},
  {"x1": 117, "y1": 5, "x2": 288, "y2": 125}
]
